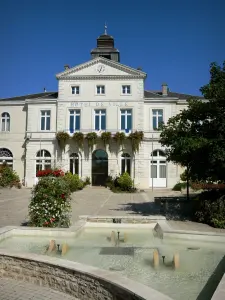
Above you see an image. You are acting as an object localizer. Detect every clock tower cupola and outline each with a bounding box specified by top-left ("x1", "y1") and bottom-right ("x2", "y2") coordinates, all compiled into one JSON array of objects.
[{"x1": 91, "y1": 24, "x2": 120, "y2": 62}]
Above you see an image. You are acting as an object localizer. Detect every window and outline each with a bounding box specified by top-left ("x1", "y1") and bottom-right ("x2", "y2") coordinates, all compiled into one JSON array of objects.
[
  {"x1": 121, "y1": 153, "x2": 131, "y2": 175},
  {"x1": 69, "y1": 110, "x2": 80, "y2": 133},
  {"x1": 40, "y1": 110, "x2": 51, "y2": 131},
  {"x1": 94, "y1": 109, "x2": 106, "y2": 130},
  {"x1": 96, "y1": 85, "x2": 105, "y2": 95},
  {"x1": 70, "y1": 153, "x2": 79, "y2": 175},
  {"x1": 36, "y1": 150, "x2": 51, "y2": 173},
  {"x1": 152, "y1": 109, "x2": 163, "y2": 130},
  {"x1": 71, "y1": 86, "x2": 80, "y2": 95},
  {"x1": 1, "y1": 112, "x2": 10, "y2": 132},
  {"x1": 122, "y1": 85, "x2": 131, "y2": 95},
  {"x1": 120, "y1": 109, "x2": 132, "y2": 132},
  {"x1": 0, "y1": 148, "x2": 13, "y2": 168}
]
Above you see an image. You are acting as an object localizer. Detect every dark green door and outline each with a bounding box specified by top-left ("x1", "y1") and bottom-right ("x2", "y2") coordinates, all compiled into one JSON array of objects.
[{"x1": 92, "y1": 150, "x2": 108, "y2": 186}]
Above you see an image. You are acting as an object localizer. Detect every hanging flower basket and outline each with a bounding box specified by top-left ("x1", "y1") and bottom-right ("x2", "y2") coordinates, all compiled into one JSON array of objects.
[
  {"x1": 101, "y1": 131, "x2": 111, "y2": 146},
  {"x1": 113, "y1": 132, "x2": 126, "y2": 147},
  {"x1": 128, "y1": 131, "x2": 144, "y2": 153},
  {"x1": 72, "y1": 132, "x2": 84, "y2": 149},
  {"x1": 56, "y1": 131, "x2": 70, "y2": 151},
  {"x1": 85, "y1": 132, "x2": 98, "y2": 151}
]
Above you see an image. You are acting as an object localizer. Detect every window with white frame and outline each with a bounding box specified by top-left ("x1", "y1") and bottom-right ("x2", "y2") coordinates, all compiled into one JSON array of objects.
[
  {"x1": 120, "y1": 109, "x2": 132, "y2": 132},
  {"x1": 69, "y1": 110, "x2": 80, "y2": 133},
  {"x1": 96, "y1": 85, "x2": 105, "y2": 95},
  {"x1": 121, "y1": 153, "x2": 131, "y2": 175},
  {"x1": 71, "y1": 86, "x2": 80, "y2": 95},
  {"x1": 69, "y1": 153, "x2": 79, "y2": 175},
  {"x1": 36, "y1": 150, "x2": 51, "y2": 173},
  {"x1": 0, "y1": 148, "x2": 13, "y2": 168},
  {"x1": 152, "y1": 109, "x2": 163, "y2": 130},
  {"x1": 94, "y1": 109, "x2": 106, "y2": 130},
  {"x1": 150, "y1": 150, "x2": 166, "y2": 179},
  {"x1": 40, "y1": 110, "x2": 51, "y2": 131},
  {"x1": 1, "y1": 112, "x2": 10, "y2": 132},
  {"x1": 122, "y1": 85, "x2": 131, "y2": 95}
]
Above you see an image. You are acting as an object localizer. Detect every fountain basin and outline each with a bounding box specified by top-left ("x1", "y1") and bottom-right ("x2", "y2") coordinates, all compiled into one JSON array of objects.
[{"x1": 0, "y1": 218, "x2": 225, "y2": 300}]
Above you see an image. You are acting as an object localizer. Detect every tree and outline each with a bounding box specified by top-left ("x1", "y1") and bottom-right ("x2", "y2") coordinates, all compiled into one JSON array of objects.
[{"x1": 159, "y1": 61, "x2": 225, "y2": 198}]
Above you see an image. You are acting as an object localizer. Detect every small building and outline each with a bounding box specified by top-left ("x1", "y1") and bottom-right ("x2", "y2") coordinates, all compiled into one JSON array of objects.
[{"x1": 0, "y1": 29, "x2": 203, "y2": 189}]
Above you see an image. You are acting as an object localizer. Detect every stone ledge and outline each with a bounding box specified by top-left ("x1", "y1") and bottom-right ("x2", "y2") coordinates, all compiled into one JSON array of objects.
[
  {"x1": 154, "y1": 221, "x2": 225, "y2": 243},
  {"x1": 79, "y1": 215, "x2": 166, "y2": 224},
  {"x1": 0, "y1": 250, "x2": 172, "y2": 300}
]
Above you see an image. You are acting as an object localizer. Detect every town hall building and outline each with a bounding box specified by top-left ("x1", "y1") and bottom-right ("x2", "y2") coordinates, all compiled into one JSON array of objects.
[{"x1": 0, "y1": 28, "x2": 202, "y2": 188}]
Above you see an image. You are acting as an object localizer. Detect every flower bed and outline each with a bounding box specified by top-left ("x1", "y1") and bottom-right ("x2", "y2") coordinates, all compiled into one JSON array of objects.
[{"x1": 36, "y1": 169, "x2": 65, "y2": 177}]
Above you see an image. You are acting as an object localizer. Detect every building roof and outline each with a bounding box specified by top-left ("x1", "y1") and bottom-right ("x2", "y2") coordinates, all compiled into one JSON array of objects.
[
  {"x1": 144, "y1": 90, "x2": 204, "y2": 99},
  {"x1": 0, "y1": 92, "x2": 58, "y2": 101},
  {"x1": 0, "y1": 90, "x2": 203, "y2": 102}
]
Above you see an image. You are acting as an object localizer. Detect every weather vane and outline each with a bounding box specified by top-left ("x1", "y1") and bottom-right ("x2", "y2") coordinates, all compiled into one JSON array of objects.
[{"x1": 104, "y1": 22, "x2": 107, "y2": 35}]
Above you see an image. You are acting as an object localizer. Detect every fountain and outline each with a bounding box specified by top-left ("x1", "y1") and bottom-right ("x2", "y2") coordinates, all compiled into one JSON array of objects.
[{"x1": 0, "y1": 220, "x2": 224, "y2": 300}]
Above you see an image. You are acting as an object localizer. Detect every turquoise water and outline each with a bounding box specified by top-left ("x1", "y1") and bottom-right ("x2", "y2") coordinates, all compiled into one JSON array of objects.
[{"x1": 0, "y1": 228, "x2": 224, "y2": 300}]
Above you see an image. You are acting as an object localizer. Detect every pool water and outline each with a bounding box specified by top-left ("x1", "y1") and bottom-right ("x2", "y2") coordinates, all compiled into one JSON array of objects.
[{"x1": 0, "y1": 228, "x2": 224, "y2": 300}]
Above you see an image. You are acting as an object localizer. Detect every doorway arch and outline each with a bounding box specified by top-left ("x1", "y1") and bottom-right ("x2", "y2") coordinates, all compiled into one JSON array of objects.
[{"x1": 92, "y1": 149, "x2": 108, "y2": 186}]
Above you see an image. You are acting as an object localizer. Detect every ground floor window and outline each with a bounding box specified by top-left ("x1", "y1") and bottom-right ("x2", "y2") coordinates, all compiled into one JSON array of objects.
[
  {"x1": 36, "y1": 150, "x2": 51, "y2": 173},
  {"x1": 69, "y1": 153, "x2": 79, "y2": 175},
  {"x1": 0, "y1": 148, "x2": 13, "y2": 168},
  {"x1": 121, "y1": 153, "x2": 131, "y2": 175}
]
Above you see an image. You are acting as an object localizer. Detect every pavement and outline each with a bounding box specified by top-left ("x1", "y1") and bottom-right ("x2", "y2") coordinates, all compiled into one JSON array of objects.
[{"x1": 0, "y1": 186, "x2": 162, "y2": 228}]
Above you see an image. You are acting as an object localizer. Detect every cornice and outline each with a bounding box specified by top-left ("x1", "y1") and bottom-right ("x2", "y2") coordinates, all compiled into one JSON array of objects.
[
  {"x1": 0, "y1": 100, "x2": 25, "y2": 106},
  {"x1": 58, "y1": 75, "x2": 145, "y2": 81},
  {"x1": 25, "y1": 99, "x2": 57, "y2": 104}
]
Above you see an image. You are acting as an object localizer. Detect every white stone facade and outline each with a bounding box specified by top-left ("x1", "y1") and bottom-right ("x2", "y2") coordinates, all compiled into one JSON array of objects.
[{"x1": 0, "y1": 38, "x2": 195, "y2": 189}]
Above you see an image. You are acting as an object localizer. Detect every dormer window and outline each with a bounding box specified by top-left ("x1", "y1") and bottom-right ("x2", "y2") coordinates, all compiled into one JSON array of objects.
[
  {"x1": 122, "y1": 85, "x2": 131, "y2": 95},
  {"x1": 71, "y1": 86, "x2": 80, "y2": 95},
  {"x1": 96, "y1": 85, "x2": 105, "y2": 95}
]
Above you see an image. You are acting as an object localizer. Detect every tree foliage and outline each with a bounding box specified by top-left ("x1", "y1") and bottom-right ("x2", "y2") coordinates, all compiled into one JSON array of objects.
[{"x1": 159, "y1": 61, "x2": 225, "y2": 183}]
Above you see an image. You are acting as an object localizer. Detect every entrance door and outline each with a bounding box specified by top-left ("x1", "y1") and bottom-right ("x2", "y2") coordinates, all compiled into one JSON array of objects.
[
  {"x1": 149, "y1": 150, "x2": 167, "y2": 188},
  {"x1": 92, "y1": 149, "x2": 108, "y2": 186}
]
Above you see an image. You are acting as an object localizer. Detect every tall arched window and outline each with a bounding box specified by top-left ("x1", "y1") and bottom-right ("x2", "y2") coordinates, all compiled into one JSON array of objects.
[
  {"x1": 70, "y1": 153, "x2": 79, "y2": 175},
  {"x1": 150, "y1": 149, "x2": 167, "y2": 187},
  {"x1": 121, "y1": 153, "x2": 131, "y2": 175},
  {"x1": 36, "y1": 150, "x2": 51, "y2": 173},
  {"x1": 0, "y1": 148, "x2": 13, "y2": 168},
  {"x1": 1, "y1": 112, "x2": 10, "y2": 132}
]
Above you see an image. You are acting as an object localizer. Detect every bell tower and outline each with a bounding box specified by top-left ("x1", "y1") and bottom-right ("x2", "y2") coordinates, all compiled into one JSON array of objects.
[{"x1": 91, "y1": 24, "x2": 120, "y2": 62}]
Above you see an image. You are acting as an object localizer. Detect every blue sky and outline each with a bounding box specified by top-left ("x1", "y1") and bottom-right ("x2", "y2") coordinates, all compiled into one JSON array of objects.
[{"x1": 0, "y1": 0, "x2": 224, "y2": 98}]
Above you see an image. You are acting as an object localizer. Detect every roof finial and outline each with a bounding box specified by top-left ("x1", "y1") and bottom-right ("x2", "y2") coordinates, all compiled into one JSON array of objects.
[{"x1": 104, "y1": 22, "x2": 107, "y2": 35}]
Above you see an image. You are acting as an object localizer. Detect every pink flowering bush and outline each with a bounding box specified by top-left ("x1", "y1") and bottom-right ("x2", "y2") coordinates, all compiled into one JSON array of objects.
[{"x1": 29, "y1": 176, "x2": 71, "y2": 227}]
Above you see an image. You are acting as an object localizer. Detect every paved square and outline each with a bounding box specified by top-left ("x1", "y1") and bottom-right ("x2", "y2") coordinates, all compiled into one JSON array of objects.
[{"x1": 0, "y1": 186, "x2": 163, "y2": 228}]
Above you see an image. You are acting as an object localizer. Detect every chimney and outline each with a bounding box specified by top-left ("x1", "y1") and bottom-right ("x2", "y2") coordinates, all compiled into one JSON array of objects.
[
  {"x1": 137, "y1": 66, "x2": 142, "y2": 71},
  {"x1": 44, "y1": 87, "x2": 46, "y2": 92},
  {"x1": 162, "y1": 83, "x2": 168, "y2": 96},
  {"x1": 64, "y1": 64, "x2": 70, "y2": 70}
]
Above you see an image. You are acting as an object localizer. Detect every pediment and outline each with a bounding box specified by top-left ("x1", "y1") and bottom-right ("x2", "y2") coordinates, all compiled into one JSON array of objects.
[{"x1": 56, "y1": 57, "x2": 146, "y2": 79}]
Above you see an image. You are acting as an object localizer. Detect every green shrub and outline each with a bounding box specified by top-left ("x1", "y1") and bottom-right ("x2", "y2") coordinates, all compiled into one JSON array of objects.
[
  {"x1": 106, "y1": 173, "x2": 136, "y2": 193},
  {"x1": 83, "y1": 176, "x2": 91, "y2": 186},
  {"x1": 63, "y1": 172, "x2": 84, "y2": 192},
  {"x1": 193, "y1": 190, "x2": 225, "y2": 228},
  {"x1": 0, "y1": 163, "x2": 21, "y2": 188},
  {"x1": 172, "y1": 181, "x2": 202, "y2": 192},
  {"x1": 172, "y1": 182, "x2": 187, "y2": 191},
  {"x1": 29, "y1": 177, "x2": 71, "y2": 227},
  {"x1": 117, "y1": 172, "x2": 133, "y2": 191}
]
